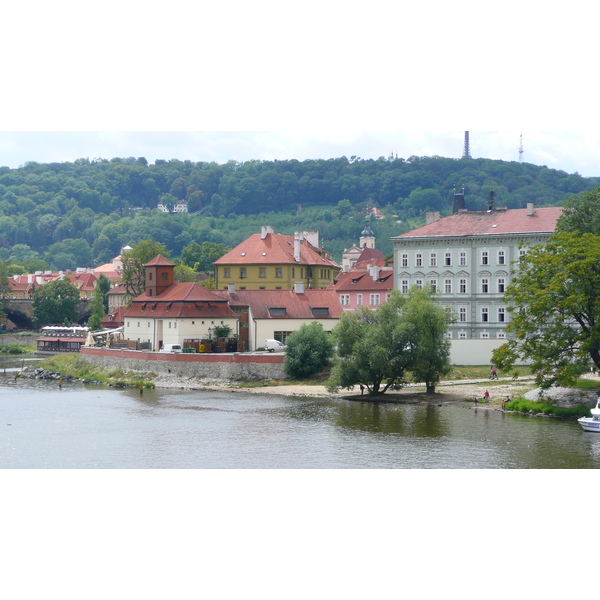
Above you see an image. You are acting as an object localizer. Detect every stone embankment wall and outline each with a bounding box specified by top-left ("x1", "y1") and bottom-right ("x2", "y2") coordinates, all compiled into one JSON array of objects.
[{"x1": 80, "y1": 347, "x2": 287, "y2": 382}]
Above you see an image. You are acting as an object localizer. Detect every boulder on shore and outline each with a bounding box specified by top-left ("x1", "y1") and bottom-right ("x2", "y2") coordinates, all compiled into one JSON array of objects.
[{"x1": 524, "y1": 386, "x2": 598, "y2": 408}]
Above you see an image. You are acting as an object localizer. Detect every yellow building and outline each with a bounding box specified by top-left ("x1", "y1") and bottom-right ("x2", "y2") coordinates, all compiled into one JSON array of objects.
[{"x1": 214, "y1": 226, "x2": 341, "y2": 290}]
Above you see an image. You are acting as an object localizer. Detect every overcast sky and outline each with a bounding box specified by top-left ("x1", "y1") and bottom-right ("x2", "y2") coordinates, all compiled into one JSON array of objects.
[{"x1": 1, "y1": 131, "x2": 599, "y2": 177}]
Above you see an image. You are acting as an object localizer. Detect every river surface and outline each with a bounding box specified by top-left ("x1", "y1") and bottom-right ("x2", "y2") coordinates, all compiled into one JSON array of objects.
[{"x1": 1, "y1": 356, "x2": 599, "y2": 468}]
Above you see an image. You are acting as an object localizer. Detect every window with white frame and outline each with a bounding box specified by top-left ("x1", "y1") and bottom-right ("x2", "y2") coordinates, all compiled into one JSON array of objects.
[
  {"x1": 498, "y1": 307, "x2": 506, "y2": 322},
  {"x1": 340, "y1": 294, "x2": 350, "y2": 306},
  {"x1": 370, "y1": 294, "x2": 380, "y2": 306},
  {"x1": 444, "y1": 252, "x2": 452, "y2": 266},
  {"x1": 481, "y1": 307, "x2": 489, "y2": 322},
  {"x1": 402, "y1": 253, "x2": 408, "y2": 268},
  {"x1": 444, "y1": 279, "x2": 452, "y2": 293},
  {"x1": 459, "y1": 279, "x2": 467, "y2": 294},
  {"x1": 430, "y1": 253, "x2": 437, "y2": 267},
  {"x1": 415, "y1": 279, "x2": 423, "y2": 289},
  {"x1": 460, "y1": 251, "x2": 467, "y2": 266},
  {"x1": 356, "y1": 294, "x2": 363, "y2": 306},
  {"x1": 459, "y1": 332, "x2": 467, "y2": 340},
  {"x1": 481, "y1": 332, "x2": 490, "y2": 339},
  {"x1": 481, "y1": 278, "x2": 489, "y2": 293},
  {"x1": 497, "y1": 332, "x2": 506, "y2": 339},
  {"x1": 401, "y1": 280, "x2": 409, "y2": 293},
  {"x1": 416, "y1": 253, "x2": 423, "y2": 267},
  {"x1": 459, "y1": 307, "x2": 467, "y2": 322},
  {"x1": 498, "y1": 250, "x2": 506, "y2": 265},
  {"x1": 482, "y1": 251, "x2": 489, "y2": 265},
  {"x1": 498, "y1": 278, "x2": 506, "y2": 293},
  {"x1": 429, "y1": 279, "x2": 437, "y2": 293}
]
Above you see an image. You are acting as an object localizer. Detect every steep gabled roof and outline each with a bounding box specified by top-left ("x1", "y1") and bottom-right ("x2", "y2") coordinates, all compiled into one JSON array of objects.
[
  {"x1": 214, "y1": 232, "x2": 340, "y2": 268},
  {"x1": 394, "y1": 206, "x2": 563, "y2": 239},
  {"x1": 144, "y1": 254, "x2": 176, "y2": 267}
]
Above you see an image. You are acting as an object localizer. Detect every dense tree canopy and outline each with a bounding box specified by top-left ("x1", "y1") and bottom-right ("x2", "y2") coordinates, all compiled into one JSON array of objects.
[
  {"x1": 327, "y1": 288, "x2": 454, "y2": 395},
  {"x1": 32, "y1": 277, "x2": 81, "y2": 328},
  {"x1": 0, "y1": 156, "x2": 596, "y2": 270},
  {"x1": 492, "y1": 232, "x2": 600, "y2": 389},
  {"x1": 283, "y1": 322, "x2": 335, "y2": 379}
]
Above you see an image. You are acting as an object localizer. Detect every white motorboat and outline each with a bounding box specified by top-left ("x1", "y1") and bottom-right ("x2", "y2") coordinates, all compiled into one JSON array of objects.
[{"x1": 578, "y1": 397, "x2": 600, "y2": 432}]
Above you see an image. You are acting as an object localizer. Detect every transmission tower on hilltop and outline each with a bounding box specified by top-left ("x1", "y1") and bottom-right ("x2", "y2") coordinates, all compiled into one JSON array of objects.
[
  {"x1": 519, "y1": 134, "x2": 524, "y2": 163},
  {"x1": 463, "y1": 131, "x2": 471, "y2": 159}
]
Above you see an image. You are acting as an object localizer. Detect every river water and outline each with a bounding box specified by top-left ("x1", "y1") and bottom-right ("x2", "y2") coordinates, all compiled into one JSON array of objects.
[{"x1": 1, "y1": 356, "x2": 599, "y2": 468}]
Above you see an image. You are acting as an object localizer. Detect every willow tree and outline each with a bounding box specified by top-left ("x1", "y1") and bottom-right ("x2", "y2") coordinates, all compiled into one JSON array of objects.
[
  {"x1": 327, "y1": 288, "x2": 453, "y2": 396},
  {"x1": 492, "y1": 232, "x2": 600, "y2": 389}
]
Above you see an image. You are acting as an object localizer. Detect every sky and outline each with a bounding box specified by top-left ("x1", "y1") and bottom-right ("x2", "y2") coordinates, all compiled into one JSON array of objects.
[{"x1": 1, "y1": 131, "x2": 600, "y2": 177}]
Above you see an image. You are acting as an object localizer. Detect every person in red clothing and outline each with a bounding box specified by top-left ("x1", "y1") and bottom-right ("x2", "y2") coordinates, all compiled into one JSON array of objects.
[{"x1": 483, "y1": 390, "x2": 490, "y2": 403}]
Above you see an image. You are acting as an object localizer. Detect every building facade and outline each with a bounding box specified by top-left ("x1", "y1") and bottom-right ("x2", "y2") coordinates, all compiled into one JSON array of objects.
[
  {"x1": 214, "y1": 226, "x2": 340, "y2": 291},
  {"x1": 392, "y1": 203, "x2": 563, "y2": 340}
]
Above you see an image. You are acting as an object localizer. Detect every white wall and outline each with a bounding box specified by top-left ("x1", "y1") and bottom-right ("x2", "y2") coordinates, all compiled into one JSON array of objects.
[{"x1": 449, "y1": 339, "x2": 527, "y2": 366}]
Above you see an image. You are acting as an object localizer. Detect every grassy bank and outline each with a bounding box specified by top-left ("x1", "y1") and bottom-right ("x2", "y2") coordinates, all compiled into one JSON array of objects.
[{"x1": 36, "y1": 353, "x2": 156, "y2": 388}]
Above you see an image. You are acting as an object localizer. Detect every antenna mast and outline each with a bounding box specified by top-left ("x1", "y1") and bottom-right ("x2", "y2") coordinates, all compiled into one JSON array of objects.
[
  {"x1": 463, "y1": 131, "x2": 471, "y2": 159},
  {"x1": 519, "y1": 134, "x2": 524, "y2": 163}
]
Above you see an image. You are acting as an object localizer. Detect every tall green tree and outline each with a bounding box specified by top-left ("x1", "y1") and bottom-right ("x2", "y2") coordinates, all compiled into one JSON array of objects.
[
  {"x1": 557, "y1": 186, "x2": 600, "y2": 235},
  {"x1": 121, "y1": 240, "x2": 169, "y2": 301},
  {"x1": 95, "y1": 273, "x2": 112, "y2": 314},
  {"x1": 492, "y1": 232, "x2": 600, "y2": 389},
  {"x1": 32, "y1": 278, "x2": 81, "y2": 328},
  {"x1": 87, "y1": 288, "x2": 106, "y2": 331}
]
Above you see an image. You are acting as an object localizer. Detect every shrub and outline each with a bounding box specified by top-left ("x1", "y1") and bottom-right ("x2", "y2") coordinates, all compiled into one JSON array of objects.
[{"x1": 284, "y1": 322, "x2": 334, "y2": 379}]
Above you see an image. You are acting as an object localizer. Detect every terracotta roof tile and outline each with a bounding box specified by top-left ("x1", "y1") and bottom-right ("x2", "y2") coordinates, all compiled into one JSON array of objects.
[
  {"x1": 214, "y1": 233, "x2": 340, "y2": 268},
  {"x1": 395, "y1": 206, "x2": 563, "y2": 239},
  {"x1": 144, "y1": 254, "x2": 176, "y2": 267},
  {"x1": 330, "y1": 269, "x2": 394, "y2": 292}
]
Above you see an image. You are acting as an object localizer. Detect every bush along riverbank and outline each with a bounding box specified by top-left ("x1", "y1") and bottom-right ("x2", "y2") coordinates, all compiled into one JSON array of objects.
[
  {"x1": 20, "y1": 354, "x2": 156, "y2": 389},
  {"x1": 504, "y1": 398, "x2": 594, "y2": 419}
]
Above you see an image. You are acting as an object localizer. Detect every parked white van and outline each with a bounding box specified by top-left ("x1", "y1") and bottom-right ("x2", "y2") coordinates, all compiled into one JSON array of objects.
[
  {"x1": 264, "y1": 339, "x2": 286, "y2": 352},
  {"x1": 159, "y1": 344, "x2": 183, "y2": 353}
]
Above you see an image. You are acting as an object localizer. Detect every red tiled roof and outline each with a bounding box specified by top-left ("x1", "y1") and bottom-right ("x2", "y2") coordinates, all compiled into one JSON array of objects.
[
  {"x1": 395, "y1": 206, "x2": 563, "y2": 239},
  {"x1": 212, "y1": 288, "x2": 343, "y2": 319},
  {"x1": 126, "y1": 282, "x2": 238, "y2": 319},
  {"x1": 144, "y1": 254, "x2": 176, "y2": 267},
  {"x1": 353, "y1": 248, "x2": 386, "y2": 268},
  {"x1": 330, "y1": 269, "x2": 394, "y2": 293},
  {"x1": 214, "y1": 233, "x2": 340, "y2": 268},
  {"x1": 70, "y1": 272, "x2": 97, "y2": 291}
]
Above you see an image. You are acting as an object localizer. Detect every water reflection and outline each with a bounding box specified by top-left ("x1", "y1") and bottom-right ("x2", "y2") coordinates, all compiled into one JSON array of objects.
[{"x1": 1, "y1": 355, "x2": 600, "y2": 468}]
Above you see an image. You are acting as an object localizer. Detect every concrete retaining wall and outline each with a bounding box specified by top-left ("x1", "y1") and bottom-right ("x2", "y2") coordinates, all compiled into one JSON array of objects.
[{"x1": 80, "y1": 347, "x2": 287, "y2": 382}]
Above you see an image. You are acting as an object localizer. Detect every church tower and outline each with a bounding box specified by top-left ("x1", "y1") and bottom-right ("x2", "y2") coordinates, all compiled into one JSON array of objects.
[{"x1": 359, "y1": 213, "x2": 375, "y2": 249}]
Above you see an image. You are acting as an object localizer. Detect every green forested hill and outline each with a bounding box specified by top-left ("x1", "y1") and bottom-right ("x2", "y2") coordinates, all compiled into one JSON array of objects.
[{"x1": 0, "y1": 154, "x2": 597, "y2": 270}]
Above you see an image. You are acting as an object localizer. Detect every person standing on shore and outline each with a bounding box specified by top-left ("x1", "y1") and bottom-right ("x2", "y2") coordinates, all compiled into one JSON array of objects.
[{"x1": 484, "y1": 390, "x2": 490, "y2": 403}]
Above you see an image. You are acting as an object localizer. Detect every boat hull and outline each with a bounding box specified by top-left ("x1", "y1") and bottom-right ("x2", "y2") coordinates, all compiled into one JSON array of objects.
[{"x1": 578, "y1": 417, "x2": 600, "y2": 432}]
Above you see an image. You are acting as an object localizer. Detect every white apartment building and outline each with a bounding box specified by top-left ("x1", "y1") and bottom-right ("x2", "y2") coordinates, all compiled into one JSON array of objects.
[{"x1": 392, "y1": 203, "x2": 563, "y2": 341}]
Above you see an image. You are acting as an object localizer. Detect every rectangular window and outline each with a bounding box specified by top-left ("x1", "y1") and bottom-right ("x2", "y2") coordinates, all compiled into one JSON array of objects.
[
  {"x1": 401, "y1": 280, "x2": 409, "y2": 294},
  {"x1": 429, "y1": 279, "x2": 437, "y2": 293},
  {"x1": 481, "y1": 332, "x2": 490, "y2": 339},
  {"x1": 445, "y1": 279, "x2": 452, "y2": 293},
  {"x1": 444, "y1": 252, "x2": 452, "y2": 266},
  {"x1": 370, "y1": 294, "x2": 380, "y2": 306},
  {"x1": 498, "y1": 307, "x2": 506, "y2": 323},
  {"x1": 340, "y1": 294, "x2": 350, "y2": 306},
  {"x1": 161, "y1": 272, "x2": 168, "y2": 281},
  {"x1": 459, "y1": 279, "x2": 467, "y2": 294},
  {"x1": 223, "y1": 268, "x2": 231, "y2": 278},
  {"x1": 460, "y1": 251, "x2": 467, "y2": 266},
  {"x1": 482, "y1": 308, "x2": 489, "y2": 322},
  {"x1": 402, "y1": 254, "x2": 408, "y2": 268},
  {"x1": 497, "y1": 332, "x2": 506, "y2": 339},
  {"x1": 269, "y1": 307, "x2": 287, "y2": 316},
  {"x1": 459, "y1": 332, "x2": 467, "y2": 340},
  {"x1": 356, "y1": 294, "x2": 363, "y2": 306},
  {"x1": 416, "y1": 253, "x2": 423, "y2": 267},
  {"x1": 498, "y1": 251, "x2": 506, "y2": 265},
  {"x1": 430, "y1": 253, "x2": 437, "y2": 267},
  {"x1": 498, "y1": 278, "x2": 505, "y2": 293},
  {"x1": 415, "y1": 279, "x2": 423, "y2": 289},
  {"x1": 291, "y1": 268, "x2": 295, "y2": 278},
  {"x1": 275, "y1": 268, "x2": 282, "y2": 278},
  {"x1": 240, "y1": 267, "x2": 247, "y2": 279},
  {"x1": 259, "y1": 267, "x2": 266, "y2": 278},
  {"x1": 481, "y1": 279, "x2": 489, "y2": 293},
  {"x1": 459, "y1": 307, "x2": 467, "y2": 322},
  {"x1": 482, "y1": 251, "x2": 489, "y2": 265}
]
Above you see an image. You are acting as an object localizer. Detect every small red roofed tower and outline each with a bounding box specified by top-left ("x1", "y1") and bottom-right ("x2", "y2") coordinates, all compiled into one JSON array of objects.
[{"x1": 144, "y1": 255, "x2": 176, "y2": 297}]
